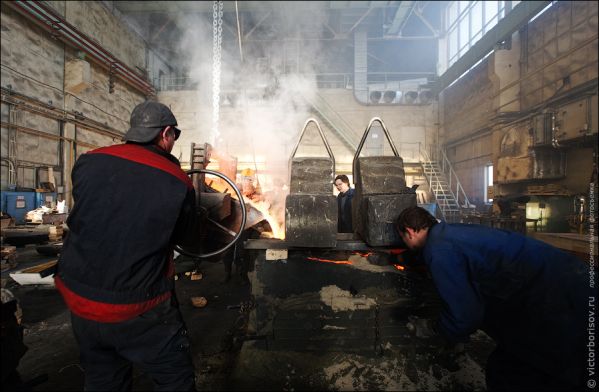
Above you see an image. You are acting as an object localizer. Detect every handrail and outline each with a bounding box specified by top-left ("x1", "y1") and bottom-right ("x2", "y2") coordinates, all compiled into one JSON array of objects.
[
  {"x1": 154, "y1": 71, "x2": 435, "y2": 92},
  {"x1": 419, "y1": 144, "x2": 472, "y2": 209},
  {"x1": 308, "y1": 92, "x2": 359, "y2": 150},
  {"x1": 417, "y1": 143, "x2": 474, "y2": 221},
  {"x1": 419, "y1": 147, "x2": 453, "y2": 216},
  {"x1": 438, "y1": 147, "x2": 472, "y2": 208}
]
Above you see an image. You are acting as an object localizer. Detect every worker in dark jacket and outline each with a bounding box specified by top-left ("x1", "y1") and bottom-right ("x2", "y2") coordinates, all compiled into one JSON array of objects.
[
  {"x1": 396, "y1": 206, "x2": 589, "y2": 391},
  {"x1": 55, "y1": 101, "x2": 200, "y2": 391},
  {"x1": 334, "y1": 174, "x2": 354, "y2": 233}
]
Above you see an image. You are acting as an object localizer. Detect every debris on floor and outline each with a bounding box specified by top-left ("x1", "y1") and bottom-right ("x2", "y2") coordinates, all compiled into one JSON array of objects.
[{"x1": 191, "y1": 296, "x2": 208, "y2": 308}]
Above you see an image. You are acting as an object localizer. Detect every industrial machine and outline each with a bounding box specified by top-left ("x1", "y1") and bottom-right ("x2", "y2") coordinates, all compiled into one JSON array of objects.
[
  {"x1": 239, "y1": 118, "x2": 427, "y2": 355},
  {"x1": 174, "y1": 118, "x2": 493, "y2": 389}
]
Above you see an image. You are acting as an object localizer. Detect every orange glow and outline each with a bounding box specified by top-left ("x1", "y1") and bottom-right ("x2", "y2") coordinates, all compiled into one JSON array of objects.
[
  {"x1": 352, "y1": 251, "x2": 373, "y2": 258},
  {"x1": 202, "y1": 174, "x2": 285, "y2": 240},
  {"x1": 247, "y1": 198, "x2": 285, "y2": 239},
  {"x1": 393, "y1": 264, "x2": 405, "y2": 271},
  {"x1": 307, "y1": 257, "x2": 353, "y2": 265}
]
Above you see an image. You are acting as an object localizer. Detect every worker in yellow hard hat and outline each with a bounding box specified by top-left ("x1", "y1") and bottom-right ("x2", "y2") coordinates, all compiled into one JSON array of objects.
[
  {"x1": 239, "y1": 168, "x2": 262, "y2": 201},
  {"x1": 240, "y1": 168, "x2": 255, "y2": 177}
]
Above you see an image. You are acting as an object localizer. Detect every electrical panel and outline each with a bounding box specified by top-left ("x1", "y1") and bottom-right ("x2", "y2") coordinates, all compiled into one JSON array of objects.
[{"x1": 556, "y1": 98, "x2": 596, "y2": 143}]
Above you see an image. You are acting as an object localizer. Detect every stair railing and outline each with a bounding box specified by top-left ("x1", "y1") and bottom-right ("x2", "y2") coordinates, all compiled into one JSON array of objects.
[
  {"x1": 437, "y1": 147, "x2": 473, "y2": 209},
  {"x1": 419, "y1": 146, "x2": 454, "y2": 216},
  {"x1": 294, "y1": 84, "x2": 359, "y2": 151}
]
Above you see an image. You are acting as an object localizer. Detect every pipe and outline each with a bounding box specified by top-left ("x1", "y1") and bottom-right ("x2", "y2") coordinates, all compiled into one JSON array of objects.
[
  {"x1": 1, "y1": 87, "x2": 123, "y2": 139},
  {"x1": 7, "y1": 1, "x2": 154, "y2": 96},
  {"x1": 1, "y1": 158, "x2": 17, "y2": 186}
]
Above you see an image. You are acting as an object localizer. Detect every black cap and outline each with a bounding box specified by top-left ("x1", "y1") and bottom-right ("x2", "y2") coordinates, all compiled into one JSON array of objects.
[{"x1": 123, "y1": 101, "x2": 181, "y2": 143}]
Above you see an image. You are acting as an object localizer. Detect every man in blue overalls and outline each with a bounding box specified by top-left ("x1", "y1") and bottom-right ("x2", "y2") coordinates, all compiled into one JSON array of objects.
[{"x1": 396, "y1": 206, "x2": 590, "y2": 391}]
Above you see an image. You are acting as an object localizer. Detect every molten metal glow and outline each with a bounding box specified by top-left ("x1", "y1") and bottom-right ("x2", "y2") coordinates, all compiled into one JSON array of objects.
[
  {"x1": 307, "y1": 257, "x2": 353, "y2": 265},
  {"x1": 247, "y1": 198, "x2": 285, "y2": 239},
  {"x1": 393, "y1": 264, "x2": 405, "y2": 271},
  {"x1": 202, "y1": 174, "x2": 285, "y2": 239}
]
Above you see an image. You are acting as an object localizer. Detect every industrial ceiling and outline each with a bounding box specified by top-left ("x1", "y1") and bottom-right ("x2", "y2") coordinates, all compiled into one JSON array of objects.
[{"x1": 110, "y1": 0, "x2": 444, "y2": 79}]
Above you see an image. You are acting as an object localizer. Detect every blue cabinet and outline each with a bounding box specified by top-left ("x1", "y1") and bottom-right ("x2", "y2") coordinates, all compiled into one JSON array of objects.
[
  {"x1": 1, "y1": 191, "x2": 57, "y2": 224},
  {"x1": 1, "y1": 191, "x2": 36, "y2": 224}
]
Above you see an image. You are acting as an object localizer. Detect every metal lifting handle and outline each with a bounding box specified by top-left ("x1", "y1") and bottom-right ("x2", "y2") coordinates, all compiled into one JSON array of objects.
[
  {"x1": 288, "y1": 118, "x2": 336, "y2": 175},
  {"x1": 352, "y1": 117, "x2": 399, "y2": 179}
]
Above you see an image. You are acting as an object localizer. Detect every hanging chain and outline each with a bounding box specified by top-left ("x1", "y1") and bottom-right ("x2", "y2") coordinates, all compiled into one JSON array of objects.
[{"x1": 212, "y1": 1, "x2": 223, "y2": 146}]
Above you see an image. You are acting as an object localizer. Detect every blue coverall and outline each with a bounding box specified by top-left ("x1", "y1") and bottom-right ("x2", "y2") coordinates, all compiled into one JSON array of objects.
[{"x1": 423, "y1": 222, "x2": 590, "y2": 390}]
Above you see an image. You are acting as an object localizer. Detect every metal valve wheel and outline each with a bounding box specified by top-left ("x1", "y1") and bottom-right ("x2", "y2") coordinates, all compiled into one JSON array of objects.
[{"x1": 175, "y1": 169, "x2": 247, "y2": 259}]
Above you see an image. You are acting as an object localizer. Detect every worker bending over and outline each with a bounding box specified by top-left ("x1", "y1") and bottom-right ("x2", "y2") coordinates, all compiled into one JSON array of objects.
[{"x1": 396, "y1": 206, "x2": 589, "y2": 391}]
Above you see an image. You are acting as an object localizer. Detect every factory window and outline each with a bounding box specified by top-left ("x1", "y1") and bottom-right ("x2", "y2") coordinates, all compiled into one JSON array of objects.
[
  {"x1": 442, "y1": 1, "x2": 552, "y2": 75},
  {"x1": 443, "y1": 1, "x2": 508, "y2": 71},
  {"x1": 484, "y1": 164, "x2": 493, "y2": 203}
]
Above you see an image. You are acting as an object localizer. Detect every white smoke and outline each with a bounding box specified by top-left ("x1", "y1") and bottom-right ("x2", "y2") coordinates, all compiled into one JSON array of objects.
[{"x1": 176, "y1": 2, "x2": 328, "y2": 188}]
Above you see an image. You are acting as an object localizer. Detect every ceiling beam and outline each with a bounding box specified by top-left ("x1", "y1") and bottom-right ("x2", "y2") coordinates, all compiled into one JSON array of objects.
[
  {"x1": 150, "y1": 17, "x2": 172, "y2": 42},
  {"x1": 243, "y1": 11, "x2": 272, "y2": 40},
  {"x1": 413, "y1": 8, "x2": 438, "y2": 37},
  {"x1": 434, "y1": 0, "x2": 552, "y2": 94},
  {"x1": 347, "y1": 7, "x2": 375, "y2": 34},
  {"x1": 386, "y1": 1, "x2": 415, "y2": 35}
]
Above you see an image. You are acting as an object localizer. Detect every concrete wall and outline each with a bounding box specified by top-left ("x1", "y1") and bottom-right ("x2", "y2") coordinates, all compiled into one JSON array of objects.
[
  {"x1": 440, "y1": 1, "x2": 598, "y2": 207},
  {"x1": 0, "y1": 1, "x2": 149, "y2": 199},
  {"x1": 440, "y1": 56, "x2": 495, "y2": 205},
  {"x1": 521, "y1": 1, "x2": 598, "y2": 109},
  {"x1": 318, "y1": 89, "x2": 437, "y2": 168}
]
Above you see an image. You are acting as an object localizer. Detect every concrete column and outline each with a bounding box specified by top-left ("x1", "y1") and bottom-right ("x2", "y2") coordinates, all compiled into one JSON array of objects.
[
  {"x1": 62, "y1": 122, "x2": 76, "y2": 209},
  {"x1": 490, "y1": 31, "x2": 522, "y2": 113}
]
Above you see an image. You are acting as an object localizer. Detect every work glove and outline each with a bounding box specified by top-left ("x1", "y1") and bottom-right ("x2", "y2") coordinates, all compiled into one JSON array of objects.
[{"x1": 406, "y1": 316, "x2": 438, "y2": 338}]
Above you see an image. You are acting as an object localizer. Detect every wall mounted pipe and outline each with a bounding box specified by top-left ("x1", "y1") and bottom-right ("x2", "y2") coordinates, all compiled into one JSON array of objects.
[
  {"x1": 1, "y1": 158, "x2": 18, "y2": 187},
  {"x1": 7, "y1": 1, "x2": 155, "y2": 96},
  {"x1": 1, "y1": 87, "x2": 124, "y2": 140}
]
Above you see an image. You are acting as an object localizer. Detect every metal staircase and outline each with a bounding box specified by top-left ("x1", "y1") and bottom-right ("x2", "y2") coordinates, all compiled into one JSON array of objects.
[
  {"x1": 420, "y1": 146, "x2": 474, "y2": 222},
  {"x1": 295, "y1": 88, "x2": 360, "y2": 151}
]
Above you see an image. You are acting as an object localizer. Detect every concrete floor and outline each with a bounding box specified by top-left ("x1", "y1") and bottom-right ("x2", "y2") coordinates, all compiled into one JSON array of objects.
[
  {"x1": 2, "y1": 246, "x2": 252, "y2": 391},
  {"x1": 2, "y1": 245, "x2": 495, "y2": 391}
]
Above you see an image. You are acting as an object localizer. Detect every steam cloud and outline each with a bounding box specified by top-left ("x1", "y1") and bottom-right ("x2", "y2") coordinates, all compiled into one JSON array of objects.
[{"x1": 176, "y1": 2, "x2": 330, "y2": 189}]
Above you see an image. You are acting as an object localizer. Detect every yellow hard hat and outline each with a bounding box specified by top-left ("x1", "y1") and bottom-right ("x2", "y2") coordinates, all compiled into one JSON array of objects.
[{"x1": 241, "y1": 168, "x2": 255, "y2": 177}]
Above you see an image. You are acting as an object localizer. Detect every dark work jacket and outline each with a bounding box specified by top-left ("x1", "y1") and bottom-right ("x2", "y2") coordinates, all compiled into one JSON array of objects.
[
  {"x1": 423, "y1": 222, "x2": 589, "y2": 386},
  {"x1": 337, "y1": 188, "x2": 354, "y2": 233},
  {"x1": 56, "y1": 143, "x2": 200, "y2": 323}
]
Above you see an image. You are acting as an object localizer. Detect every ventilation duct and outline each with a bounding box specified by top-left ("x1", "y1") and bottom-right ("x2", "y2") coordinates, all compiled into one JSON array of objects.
[{"x1": 353, "y1": 29, "x2": 368, "y2": 103}]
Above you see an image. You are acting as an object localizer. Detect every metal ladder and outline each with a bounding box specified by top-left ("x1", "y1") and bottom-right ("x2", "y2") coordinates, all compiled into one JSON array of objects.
[
  {"x1": 189, "y1": 142, "x2": 212, "y2": 203},
  {"x1": 420, "y1": 146, "x2": 473, "y2": 222}
]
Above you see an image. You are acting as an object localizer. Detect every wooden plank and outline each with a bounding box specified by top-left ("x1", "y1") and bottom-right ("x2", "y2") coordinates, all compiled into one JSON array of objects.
[
  {"x1": 21, "y1": 260, "x2": 58, "y2": 274},
  {"x1": 531, "y1": 232, "x2": 598, "y2": 256}
]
